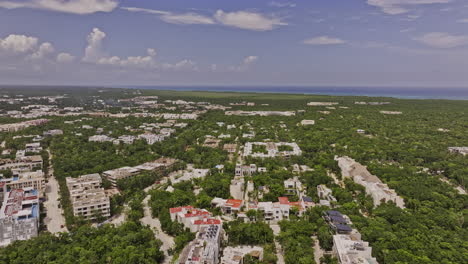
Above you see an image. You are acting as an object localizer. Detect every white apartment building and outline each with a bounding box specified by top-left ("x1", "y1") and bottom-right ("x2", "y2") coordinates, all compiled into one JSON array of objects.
[
  {"x1": 88, "y1": 135, "x2": 114, "y2": 143},
  {"x1": 66, "y1": 174, "x2": 110, "y2": 220},
  {"x1": 333, "y1": 234, "x2": 379, "y2": 264},
  {"x1": 243, "y1": 142, "x2": 302, "y2": 158},
  {"x1": 138, "y1": 133, "x2": 165, "y2": 145},
  {"x1": 336, "y1": 157, "x2": 405, "y2": 209}
]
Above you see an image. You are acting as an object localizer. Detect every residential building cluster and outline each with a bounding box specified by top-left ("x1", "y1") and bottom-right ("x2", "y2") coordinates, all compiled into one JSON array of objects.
[
  {"x1": 225, "y1": 111, "x2": 296, "y2": 117},
  {"x1": 103, "y1": 157, "x2": 177, "y2": 186},
  {"x1": 243, "y1": 142, "x2": 302, "y2": 158},
  {"x1": 336, "y1": 157, "x2": 405, "y2": 208},
  {"x1": 0, "y1": 119, "x2": 49, "y2": 132},
  {"x1": 0, "y1": 188, "x2": 40, "y2": 247}
]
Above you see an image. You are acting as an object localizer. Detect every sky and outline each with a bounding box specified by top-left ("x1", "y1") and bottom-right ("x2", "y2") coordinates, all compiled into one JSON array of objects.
[{"x1": 0, "y1": 0, "x2": 468, "y2": 87}]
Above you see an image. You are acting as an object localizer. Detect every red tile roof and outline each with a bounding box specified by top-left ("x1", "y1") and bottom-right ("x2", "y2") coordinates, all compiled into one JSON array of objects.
[
  {"x1": 169, "y1": 205, "x2": 193, "y2": 214},
  {"x1": 226, "y1": 199, "x2": 243, "y2": 208},
  {"x1": 193, "y1": 218, "x2": 221, "y2": 225},
  {"x1": 278, "y1": 197, "x2": 289, "y2": 204}
]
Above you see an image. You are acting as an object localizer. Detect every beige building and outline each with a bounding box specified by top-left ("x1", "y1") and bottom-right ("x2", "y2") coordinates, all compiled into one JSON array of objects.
[
  {"x1": 1, "y1": 171, "x2": 45, "y2": 196},
  {"x1": 66, "y1": 174, "x2": 110, "y2": 220}
]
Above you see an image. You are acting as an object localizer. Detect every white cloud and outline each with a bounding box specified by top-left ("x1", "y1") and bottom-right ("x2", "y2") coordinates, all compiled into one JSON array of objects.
[
  {"x1": 457, "y1": 18, "x2": 468, "y2": 23},
  {"x1": 214, "y1": 10, "x2": 287, "y2": 31},
  {"x1": 31, "y1": 42, "x2": 54, "y2": 59},
  {"x1": 56, "y1": 52, "x2": 75, "y2": 63},
  {"x1": 303, "y1": 36, "x2": 346, "y2": 45},
  {"x1": 0, "y1": 34, "x2": 38, "y2": 53},
  {"x1": 269, "y1": 1, "x2": 296, "y2": 8},
  {"x1": 229, "y1": 55, "x2": 259, "y2": 72},
  {"x1": 122, "y1": 7, "x2": 286, "y2": 31},
  {"x1": 367, "y1": 0, "x2": 451, "y2": 15},
  {"x1": 243, "y1": 56, "x2": 258, "y2": 65},
  {"x1": 121, "y1": 7, "x2": 214, "y2": 25},
  {"x1": 82, "y1": 28, "x2": 158, "y2": 68},
  {"x1": 0, "y1": 0, "x2": 118, "y2": 15},
  {"x1": 414, "y1": 32, "x2": 468, "y2": 48},
  {"x1": 162, "y1": 59, "x2": 197, "y2": 71},
  {"x1": 83, "y1": 27, "x2": 106, "y2": 63}
]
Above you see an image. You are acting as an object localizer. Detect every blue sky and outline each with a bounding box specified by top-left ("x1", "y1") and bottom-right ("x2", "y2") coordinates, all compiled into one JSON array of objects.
[{"x1": 0, "y1": 0, "x2": 467, "y2": 87}]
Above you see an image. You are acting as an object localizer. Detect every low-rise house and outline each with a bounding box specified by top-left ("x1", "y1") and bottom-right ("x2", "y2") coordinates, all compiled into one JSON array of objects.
[
  {"x1": 300, "y1": 120, "x2": 315, "y2": 126},
  {"x1": 66, "y1": 174, "x2": 110, "y2": 220},
  {"x1": 448, "y1": 147, "x2": 468, "y2": 156},
  {"x1": 212, "y1": 198, "x2": 244, "y2": 215},
  {"x1": 89, "y1": 135, "x2": 114, "y2": 143},
  {"x1": 221, "y1": 246, "x2": 264, "y2": 264},
  {"x1": 0, "y1": 188, "x2": 39, "y2": 247},
  {"x1": 203, "y1": 137, "x2": 221, "y2": 148},
  {"x1": 284, "y1": 177, "x2": 303, "y2": 197},
  {"x1": 43, "y1": 129, "x2": 63, "y2": 136}
]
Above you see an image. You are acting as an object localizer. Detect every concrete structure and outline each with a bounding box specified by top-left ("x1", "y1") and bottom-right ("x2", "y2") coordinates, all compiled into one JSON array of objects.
[
  {"x1": 66, "y1": 174, "x2": 110, "y2": 220},
  {"x1": 0, "y1": 188, "x2": 39, "y2": 247},
  {"x1": 223, "y1": 144, "x2": 237, "y2": 153},
  {"x1": 221, "y1": 246, "x2": 264, "y2": 264},
  {"x1": 88, "y1": 135, "x2": 114, "y2": 143},
  {"x1": 0, "y1": 171, "x2": 45, "y2": 197},
  {"x1": 230, "y1": 177, "x2": 245, "y2": 200},
  {"x1": 138, "y1": 133, "x2": 165, "y2": 145},
  {"x1": 225, "y1": 111, "x2": 295, "y2": 117},
  {"x1": 336, "y1": 157, "x2": 405, "y2": 208},
  {"x1": 103, "y1": 166, "x2": 140, "y2": 186},
  {"x1": 300, "y1": 120, "x2": 315, "y2": 126},
  {"x1": 317, "y1": 184, "x2": 337, "y2": 207},
  {"x1": 179, "y1": 224, "x2": 222, "y2": 264},
  {"x1": 307, "y1": 102, "x2": 339, "y2": 106},
  {"x1": 243, "y1": 142, "x2": 302, "y2": 158},
  {"x1": 0, "y1": 119, "x2": 49, "y2": 132},
  {"x1": 169, "y1": 165, "x2": 210, "y2": 184},
  {"x1": 284, "y1": 177, "x2": 303, "y2": 197},
  {"x1": 0, "y1": 156, "x2": 43, "y2": 173},
  {"x1": 333, "y1": 234, "x2": 379, "y2": 264},
  {"x1": 448, "y1": 147, "x2": 468, "y2": 156},
  {"x1": 203, "y1": 138, "x2": 221, "y2": 148},
  {"x1": 103, "y1": 158, "x2": 177, "y2": 186}
]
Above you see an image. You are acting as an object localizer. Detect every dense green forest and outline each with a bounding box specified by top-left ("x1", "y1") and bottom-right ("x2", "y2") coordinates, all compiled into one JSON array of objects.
[{"x1": 0, "y1": 87, "x2": 466, "y2": 264}]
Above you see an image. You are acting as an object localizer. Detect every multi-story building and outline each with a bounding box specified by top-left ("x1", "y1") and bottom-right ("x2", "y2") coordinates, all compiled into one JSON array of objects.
[
  {"x1": 66, "y1": 174, "x2": 110, "y2": 220},
  {"x1": 0, "y1": 188, "x2": 39, "y2": 247},
  {"x1": 179, "y1": 224, "x2": 222, "y2": 264},
  {"x1": 0, "y1": 171, "x2": 45, "y2": 198},
  {"x1": 333, "y1": 234, "x2": 379, "y2": 264},
  {"x1": 336, "y1": 157, "x2": 405, "y2": 209},
  {"x1": 102, "y1": 166, "x2": 140, "y2": 186},
  {"x1": 0, "y1": 155, "x2": 43, "y2": 172}
]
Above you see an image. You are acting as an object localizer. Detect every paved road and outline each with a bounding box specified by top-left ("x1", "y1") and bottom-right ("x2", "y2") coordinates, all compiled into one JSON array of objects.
[
  {"x1": 141, "y1": 194, "x2": 174, "y2": 264},
  {"x1": 312, "y1": 235, "x2": 324, "y2": 264},
  {"x1": 270, "y1": 224, "x2": 285, "y2": 264},
  {"x1": 43, "y1": 165, "x2": 68, "y2": 234}
]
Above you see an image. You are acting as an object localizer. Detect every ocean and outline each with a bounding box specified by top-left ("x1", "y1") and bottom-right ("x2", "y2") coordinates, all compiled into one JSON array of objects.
[{"x1": 128, "y1": 86, "x2": 468, "y2": 100}]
